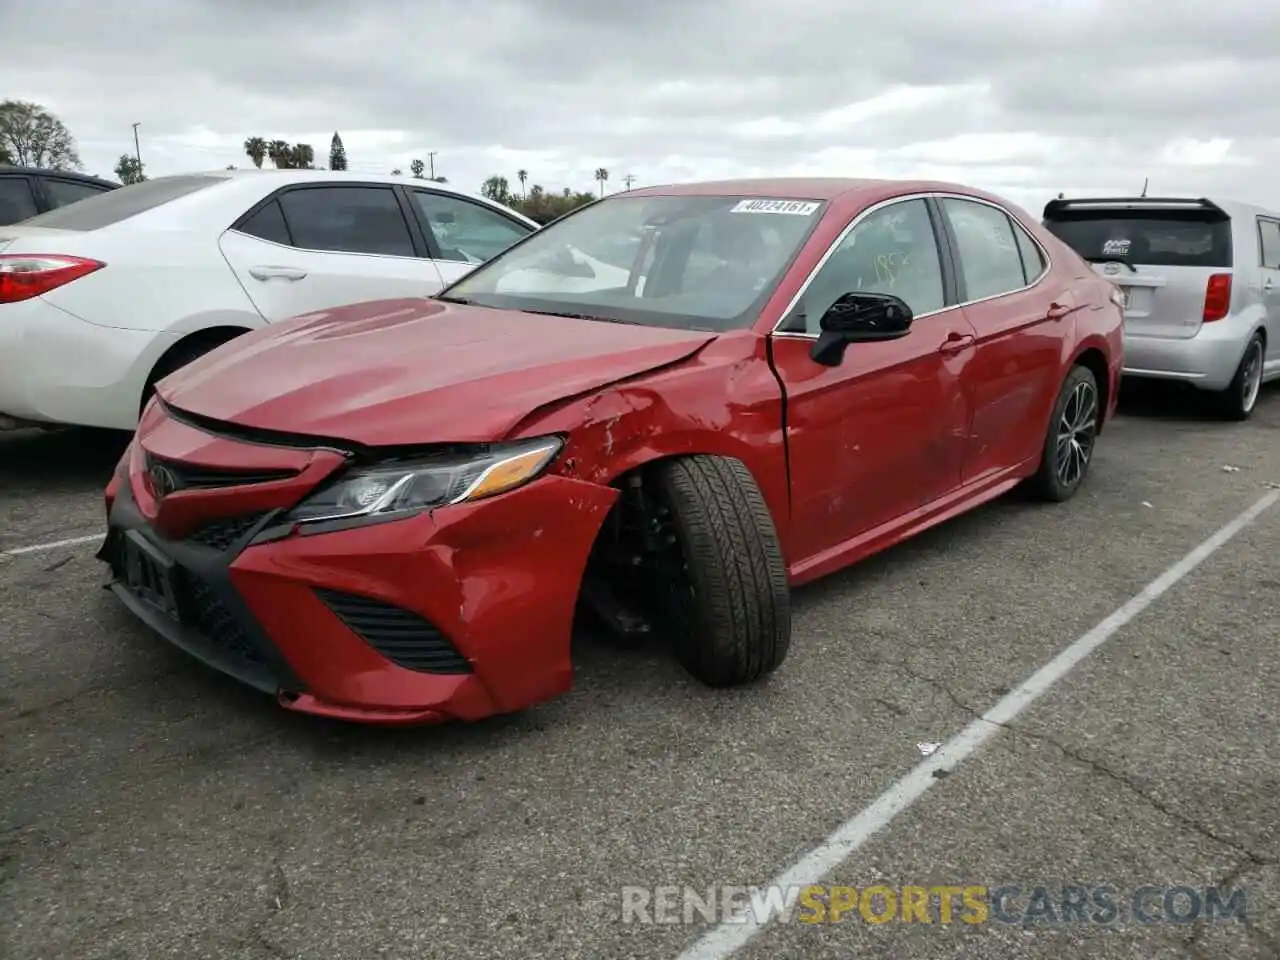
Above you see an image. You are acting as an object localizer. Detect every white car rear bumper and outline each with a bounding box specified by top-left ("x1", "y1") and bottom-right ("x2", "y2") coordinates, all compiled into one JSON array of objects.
[{"x1": 0, "y1": 298, "x2": 167, "y2": 431}]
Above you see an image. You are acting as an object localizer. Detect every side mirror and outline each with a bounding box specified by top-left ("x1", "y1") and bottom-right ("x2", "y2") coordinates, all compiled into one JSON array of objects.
[{"x1": 810, "y1": 291, "x2": 913, "y2": 367}]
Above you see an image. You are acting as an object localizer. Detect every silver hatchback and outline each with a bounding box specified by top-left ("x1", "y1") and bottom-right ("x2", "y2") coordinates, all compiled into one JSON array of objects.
[{"x1": 1043, "y1": 196, "x2": 1280, "y2": 419}]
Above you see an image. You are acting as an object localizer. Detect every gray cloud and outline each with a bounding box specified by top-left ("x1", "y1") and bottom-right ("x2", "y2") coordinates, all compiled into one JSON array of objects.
[{"x1": 2, "y1": 0, "x2": 1277, "y2": 213}]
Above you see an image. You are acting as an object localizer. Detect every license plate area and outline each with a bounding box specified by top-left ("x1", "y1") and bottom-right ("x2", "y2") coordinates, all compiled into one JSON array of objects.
[
  {"x1": 1118, "y1": 285, "x2": 1153, "y2": 317},
  {"x1": 120, "y1": 530, "x2": 182, "y2": 620}
]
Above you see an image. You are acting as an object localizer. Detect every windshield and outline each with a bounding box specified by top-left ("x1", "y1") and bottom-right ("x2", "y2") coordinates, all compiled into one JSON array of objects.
[
  {"x1": 439, "y1": 194, "x2": 827, "y2": 331},
  {"x1": 1043, "y1": 209, "x2": 1232, "y2": 269}
]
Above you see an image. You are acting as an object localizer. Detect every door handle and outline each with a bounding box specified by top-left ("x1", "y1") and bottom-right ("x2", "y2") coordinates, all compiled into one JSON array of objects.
[
  {"x1": 249, "y1": 265, "x2": 307, "y2": 281},
  {"x1": 938, "y1": 332, "x2": 975, "y2": 355},
  {"x1": 1046, "y1": 301, "x2": 1072, "y2": 320}
]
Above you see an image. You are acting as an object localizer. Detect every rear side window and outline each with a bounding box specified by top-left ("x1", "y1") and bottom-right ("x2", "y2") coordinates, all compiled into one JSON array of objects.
[
  {"x1": 0, "y1": 176, "x2": 38, "y2": 223},
  {"x1": 43, "y1": 178, "x2": 112, "y2": 209},
  {"x1": 1258, "y1": 219, "x2": 1280, "y2": 270},
  {"x1": 1014, "y1": 224, "x2": 1047, "y2": 284},
  {"x1": 20, "y1": 175, "x2": 228, "y2": 231},
  {"x1": 1043, "y1": 209, "x2": 1232, "y2": 268},
  {"x1": 277, "y1": 186, "x2": 416, "y2": 257},
  {"x1": 941, "y1": 197, "x2": 1029, "y2": 301},
  {"x1": 237, "y1": 199, "x2": 292, "y2": 246}
]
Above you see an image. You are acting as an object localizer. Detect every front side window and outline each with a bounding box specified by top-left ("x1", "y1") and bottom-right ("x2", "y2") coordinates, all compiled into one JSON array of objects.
[
  {"x1": 943, "y1": 197, "x2": 1030, "y2": 301},
  {"x1": 411, "y1": 191, "x2": 532, "y2": 264},
  {"x1": 790, "y1": 198, "x2": 945, "y2": 334},
  {"x1": 278, "y1": 186, "x2": 416, "y2": 257},
  {"x1": 441, "y1": 194, "x2": 827, "y2": 331}
]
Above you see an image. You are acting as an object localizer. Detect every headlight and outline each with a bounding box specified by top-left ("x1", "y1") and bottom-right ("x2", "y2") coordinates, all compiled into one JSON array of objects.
[{"x1": 285, "y1": 435, "x2": 563, "y2": 525}]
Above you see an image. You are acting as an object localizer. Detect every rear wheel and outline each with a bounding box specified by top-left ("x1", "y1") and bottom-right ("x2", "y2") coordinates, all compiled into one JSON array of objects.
[
  {"x1": 1213, "y1": 333, "x2": 1264, "y2": 422},
  {"x1": 139, "y1": 332, "x2": 245, "y2": 418},
  {"x1": 649, "y1": 455, "x2": 791, "y2": 687},
  {"x1": 1028, "y1": 364, "x2": 1100, "y2": 502}
]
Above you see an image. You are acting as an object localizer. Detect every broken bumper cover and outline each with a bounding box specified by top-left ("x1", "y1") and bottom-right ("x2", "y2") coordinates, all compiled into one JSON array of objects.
[{"x1": 100, "y1": 473, "x2": 616, "y2": 725}]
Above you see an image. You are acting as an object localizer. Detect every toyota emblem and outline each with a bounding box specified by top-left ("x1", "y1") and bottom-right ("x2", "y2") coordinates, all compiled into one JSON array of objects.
[{"x1": 148, "y1": 462, "x2": 179, "y2": 498}]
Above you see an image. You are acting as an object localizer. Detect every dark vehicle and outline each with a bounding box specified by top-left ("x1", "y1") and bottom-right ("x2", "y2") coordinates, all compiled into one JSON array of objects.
[{"x1": 0, "y1": 166, "x2": 119, "y2": 225}]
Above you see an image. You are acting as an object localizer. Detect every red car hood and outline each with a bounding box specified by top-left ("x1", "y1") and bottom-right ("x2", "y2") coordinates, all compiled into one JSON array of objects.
[{"x1": 157, "y1": 298, "x2": 717, "y2": 446}]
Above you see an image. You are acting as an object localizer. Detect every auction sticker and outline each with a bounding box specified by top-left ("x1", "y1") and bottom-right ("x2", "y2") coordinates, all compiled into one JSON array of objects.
[{"x1": 731, "y1": 199, "x2": 821, "y2": 215}]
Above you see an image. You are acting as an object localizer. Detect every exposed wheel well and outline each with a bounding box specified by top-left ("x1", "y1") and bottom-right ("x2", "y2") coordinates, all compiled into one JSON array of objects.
[
  {"x1": 141, "y1": 325, "x2": 252, "y2": 413},
  {"x1": 575, "y1": 455, "x2": 707, "y2": 637},
  {"x1": 1073, "y1": 347, "x2": 1110, "y2": 432}
]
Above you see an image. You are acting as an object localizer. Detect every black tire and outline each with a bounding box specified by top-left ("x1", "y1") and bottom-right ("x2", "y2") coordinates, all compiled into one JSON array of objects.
[
  {"x1": 649, "y1": 455, "x2": 791, "y2": 687},
  {"x1": 139, "y1": 335, "x2": 239, "y2": 417},
  {"x1": 1028, "y1": 364, "x2": 1100, "y2": 503},
  {"x1": 1213, "y1": 333, "x2": 1265, "y2": 422}
]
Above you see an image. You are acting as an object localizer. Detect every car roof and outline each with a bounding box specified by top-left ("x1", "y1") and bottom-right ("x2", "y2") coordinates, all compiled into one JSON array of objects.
[
  {"x1": 0, "y1": 165, "x2": 118, "y2": 188},
  {"x1": 625, "y1": 177, "x2": 1022, "y2": 208},
  {"x1": 176, "y1": 168, "x2": 537, "y2": 221},
  {"x1": 195, "y1": 168, "x2": 474, "y2": 192}
]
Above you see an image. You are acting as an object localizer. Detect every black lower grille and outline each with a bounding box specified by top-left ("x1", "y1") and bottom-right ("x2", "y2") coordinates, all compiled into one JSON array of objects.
[
  {"x1": 315, "y1": 588, "x2": 471, "y2": 674},
  {"x1": 182, "y1": 572, "x2": 266, "y2": 668},
  {"x1": 186, "y1": 514, "x2": 268, "y2": 551}
]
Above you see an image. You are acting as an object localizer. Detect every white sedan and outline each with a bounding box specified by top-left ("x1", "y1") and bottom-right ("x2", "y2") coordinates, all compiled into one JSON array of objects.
[{"x1": 0, "y1": 169, "x2": 539, "y2": 432}]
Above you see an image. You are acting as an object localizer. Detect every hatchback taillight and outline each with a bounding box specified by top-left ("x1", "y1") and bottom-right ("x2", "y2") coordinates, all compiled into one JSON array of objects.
[
  {"x1": 1202, "y1": 273, "x2": 1231, "y2": 322},
  {"x1": 0, "y1": 254, "x2": 105, "y2": 304}
]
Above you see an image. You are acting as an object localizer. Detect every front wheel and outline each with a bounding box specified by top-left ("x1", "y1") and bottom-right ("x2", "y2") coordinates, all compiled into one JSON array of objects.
[
  {"x1": 649, "y1": 455, "x2": 791, "y2": 687},
  {"x1": 1028, "y1": 364, "x2": 1100, "y2": 502},
  {"x1": 1213, "y1": 333, "x2": 1265, "y2": 422}
]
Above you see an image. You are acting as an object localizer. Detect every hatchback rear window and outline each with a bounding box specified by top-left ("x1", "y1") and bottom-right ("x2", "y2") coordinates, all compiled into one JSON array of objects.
[
  {"x1": 19, "y1": 175, "x2": 228, "y2": 231},
  {"x1": 1043, "y1": 203, "x2": 1231, "y2": 269}
]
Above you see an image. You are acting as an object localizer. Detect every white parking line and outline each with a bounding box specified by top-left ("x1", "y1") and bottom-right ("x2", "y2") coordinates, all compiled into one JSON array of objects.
[
  {"x1": 2, "y1": 534, "x2": 103, "y2": 557},
  {"x1": 675, "y1": 488, "x2": 1280, "y2": 960}
]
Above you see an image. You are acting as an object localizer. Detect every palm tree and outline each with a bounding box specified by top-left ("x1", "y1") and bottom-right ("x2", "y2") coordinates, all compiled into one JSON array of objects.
[
  {"x1": 289, "y1": 143, "x2": 315, "y2": 169},
  {"x1": 267, "y1": 140, "x2": 292, "y2": 169},
  {"x1": 517, "y1": 169, "x2": 528, "y2": 197},
  {"x1": 594, "y1": 167, "x2": 609, "y2": 197},
  {"x1": 243, "y1": 137, "x2": 267, "y2": 169},
  {"x1": 410, "y1": 159, "x2": 425, "y2": 178}
]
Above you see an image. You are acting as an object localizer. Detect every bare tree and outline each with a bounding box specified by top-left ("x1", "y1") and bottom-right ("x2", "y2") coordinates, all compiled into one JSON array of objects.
[{"x1": 0, "y1": 100, "x2": 82, "y2": 169}]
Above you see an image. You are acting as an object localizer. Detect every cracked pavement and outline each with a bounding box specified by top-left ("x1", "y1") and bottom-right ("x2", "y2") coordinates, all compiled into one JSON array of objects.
[{"x1": 1, "y1": 382, "x2": 1278, "y2": 960}]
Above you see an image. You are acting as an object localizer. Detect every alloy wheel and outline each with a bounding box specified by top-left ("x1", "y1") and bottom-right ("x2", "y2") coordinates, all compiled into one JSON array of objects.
[
  {"x1": 1055, "y1": 379, "x2": 1098, "y2": 488},
  {"x1": 1241, "y1": 340, "x2": 1264, "y2": 414}
]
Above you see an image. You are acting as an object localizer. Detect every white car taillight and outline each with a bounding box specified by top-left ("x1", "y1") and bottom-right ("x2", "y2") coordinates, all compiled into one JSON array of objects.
[{"x1": 0, "y1": 254, "x2": 105, "y2": 304}]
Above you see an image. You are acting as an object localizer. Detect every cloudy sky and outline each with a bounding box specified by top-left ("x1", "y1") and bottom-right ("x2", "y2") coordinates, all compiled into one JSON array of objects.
[{"x1": 3, "y1": 0, "x2": 1278, "y2": 217}]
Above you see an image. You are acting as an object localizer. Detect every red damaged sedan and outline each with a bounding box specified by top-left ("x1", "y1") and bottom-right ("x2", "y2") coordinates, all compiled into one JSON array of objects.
[{"x1": 98, "y1": 178, "x2": 1123, "y2": 725}]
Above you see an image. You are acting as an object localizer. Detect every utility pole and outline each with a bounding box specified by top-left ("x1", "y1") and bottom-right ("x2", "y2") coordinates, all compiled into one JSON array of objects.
[
  {"x1": 622, "y1": 174, "x2": 635, "y2": 191},
  {"x1": 131, "y1": 122, "x2": 142, "y2": 167},
  {"x1": 428, "y1": 151, "x2": 437, "y2": 180}
]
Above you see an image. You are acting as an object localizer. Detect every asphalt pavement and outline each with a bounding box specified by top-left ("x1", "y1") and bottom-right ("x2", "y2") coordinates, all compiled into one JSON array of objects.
[{"x1": 2, "y1": 382, "x2": 1278, "y2": 960}]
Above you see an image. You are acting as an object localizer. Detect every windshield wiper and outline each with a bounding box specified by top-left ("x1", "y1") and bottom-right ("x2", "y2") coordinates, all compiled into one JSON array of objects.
[
  {"x1": 1085, "y1": 257, "x2": 1137, "y2": 274},
  {"x1": 520, "y1": 308, "x2": 615, "y2": 322},
  {"x1": 435, "y1": 294, "x2": 472, "y2": 304}
]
